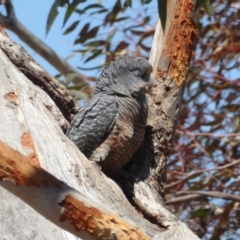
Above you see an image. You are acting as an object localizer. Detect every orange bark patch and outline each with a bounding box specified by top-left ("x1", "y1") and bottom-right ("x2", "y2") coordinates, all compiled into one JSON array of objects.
[
  {"x1": 0, "y1": 140, "x2": 63, "y2": 188},
  {"x1": 4, "y1": 92, "x2": 18, "y2": 104},
  {"x1": 29, "y1": 153, "x2": 40, "y2": 168},
  {"x1": 59, "y1": 195, "x2": 150, "y2": 240},
  {"x1": 21, "y1": 133, "x2": 34, "y2": 149},
  {"x1": 157, "y1": 0, "x2": 198, "y2": 86},
  {"x1": 21, "y1": 133, "x2": 40, "y2": 167}
]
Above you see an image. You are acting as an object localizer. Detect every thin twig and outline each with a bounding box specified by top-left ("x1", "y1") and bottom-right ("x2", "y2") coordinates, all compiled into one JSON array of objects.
[
  {"x1": 177, "y1": 191, "x2": 240, "y2": 202},
  {"x1": 166, "y1": 159, "x2": 240, "y2": 189}
]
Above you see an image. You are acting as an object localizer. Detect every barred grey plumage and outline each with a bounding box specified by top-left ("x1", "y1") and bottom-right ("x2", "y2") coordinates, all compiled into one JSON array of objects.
[{"x1": 66, "y1": 56, "x2": 154, "y2": 174}]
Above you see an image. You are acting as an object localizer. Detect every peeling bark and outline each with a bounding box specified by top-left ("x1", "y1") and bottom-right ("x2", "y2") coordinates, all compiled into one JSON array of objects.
[
  {"x1": 0, "y1": 32, "x2": 159, "y2": 239},
  {"x1": 0, "y1": 31, "x2": 79, "y2": 123},
  {"x1": 115, "y1": 0, "x2": 198, "y2": 228},
  {"x1": 0, "y1": 141, "x2": 149, "y2": 240},
  {"x1": 0, "y1": 0, "x2": 201, "y2": 238},
  {"x1": 0, "y1": 28, "x2": 199, "y2": 239}
]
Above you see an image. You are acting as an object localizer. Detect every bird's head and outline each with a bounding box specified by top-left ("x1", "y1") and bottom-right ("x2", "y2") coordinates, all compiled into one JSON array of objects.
[{"x1": 95, "y1": 56, "x2": 154, "y2": 97}]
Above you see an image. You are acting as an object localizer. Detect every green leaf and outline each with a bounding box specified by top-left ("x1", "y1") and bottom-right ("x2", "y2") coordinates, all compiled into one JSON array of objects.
[
  {"x1": 112, "y1": 17, "x2": 129, "y2": 23},
  {"x1": 142, "y1": 16, "x2": 150, "y2": 25},
  {"x1": 195, "y1": 0, "x2": 214, "y2": 15},
  {"x1": 89, "y1": 8, "x2": 108, "y2": 16},
  {"x1": 143, "y1": 0, "x2": 152, "y2": 4},
  {"x1": 74, "y1": 49, "x2": 89, "y2": 53},
  {"x1": 80, "y1": 22, "x2": 90, "y2": 34},
  {"x1": 63, "y1": 20, "x2": 79, "y2": 35},
  {"x1": 104, "y1": 0, "x2": 122, "y2": 25},
  {"x1": 71, "y1": 0, "x2": 86, "y2": 5},
  {"x1": 74, "y1": 37, "x2": 87, "y2": 45},
  {"x1": 105, "y1": 14, "x2": 129, "y2": 26},
  {"x1": 84, "y1": 50, "x2": 102, "y2": 63},
  {"x1": 84, "y1": 40, "x2": 108, "y2": 47},
  {"x1": 190, "y1": 209, "x2": 210, "y2": 218},
  {"x1": 112, "y1": 0, "x2": 122, "y2": 13},
  {"x1": 114, "y1": 41, "x2": 129, "y2": 53},
  {"x1": 69, "y1": 89, "x2": 88, "y2": 100},
  {"x1": 62, "y1": 0, "x2": 86, "y2": 27},
  {"x1": 107, "y1": 29, "x2": 117, "y2": 42},
  {"x1": 46, "y1": 0, "x2": 68, "y2": 35},
  {"x1": 65, "y1": 72, "x2": 88, "y2": 88},
  {"x1": 74, "y1": 26, "x2": 99, "y2": 44},
  {"x1": 81, "y1": 3, "x2": 104, "y2": 12},
  {"x1": 63, "y1": 5, "x2": 75, "y2": 28},
  {"x1": 74, "y1": 23, "x2": 90, "y2": 44},
  {"x1": 65, "y1": 72, "x2": 79, "y2": 86},
  {"x1": 86, "y1": 26, "x2": 99, "y2": 39},
  {"x1": 124, "y1": 0, "x2": 132, "y2": 7},
  {"x1": 203, "y1": 0, "x2": 214, "y2": 15},
  {"x1": 130, "y1": 29, "x2": 144, "y2": 35},
  {"x1": 54, "y1": 73, "x2": 62, "y2": 79},
  {"x1": 140, "y1": 0, "x2": 152, "y2": 4},
  {"x1": 77, "y1": 65, "x2": 103, "y2": 71}
]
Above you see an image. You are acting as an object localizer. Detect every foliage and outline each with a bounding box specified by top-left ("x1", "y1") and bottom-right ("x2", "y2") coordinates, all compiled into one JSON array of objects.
[
  {"x1": 167, "y1": 1, "x2": 240, "y2": 239},
  {"x1": 47, "y1": 0, "x2": 155, "y2": 69},
  {"x1": 47, "y1": 0, "x2": 240, "y2": 239}
]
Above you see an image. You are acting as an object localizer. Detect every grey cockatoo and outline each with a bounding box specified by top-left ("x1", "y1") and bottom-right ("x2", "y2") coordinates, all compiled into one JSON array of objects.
[{"x1": 66, "y1": 56, "x2": 154, "y2": 174}]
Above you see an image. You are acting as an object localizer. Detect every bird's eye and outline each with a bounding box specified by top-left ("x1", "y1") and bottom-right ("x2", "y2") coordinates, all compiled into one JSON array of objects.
[
  {"x1": 141, "y1": 71, "x2": 151, "y2": 82},
  {"x1": 141, "y1": 67, "x2": 153, "y2": 81},
  {"x1": 141, "y1": 72, "x2": 148, "y2": 79}
]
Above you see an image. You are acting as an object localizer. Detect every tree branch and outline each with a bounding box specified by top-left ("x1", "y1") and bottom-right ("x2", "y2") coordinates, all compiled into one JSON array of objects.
[
  {"x1": 0, "y1": 28, "x2": 199, "y2": 239},
  {"x1": 166, "y1": 159, "x2": 240, "y2": 190},
  {"x1": 177, "y1": 191, "x2": 240, "y2": 202},
  {"x1": 117, "y1": 0, "x2": 198, "y2": 228},
  {"x1": 0, "y1": 0, "x2": 90, "y2": 86},
  {"x1": 0, "y1": 27, "x2": 78, "y2": 123},
  {"x1": 166, "y1": 194, "x2": 205, "y2": 205},
  {"x1": 0, "y1": 140, "x2": 150, "y2": 240}
]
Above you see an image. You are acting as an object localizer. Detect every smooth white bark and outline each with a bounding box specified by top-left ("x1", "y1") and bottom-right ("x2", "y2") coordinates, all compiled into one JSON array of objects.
[{"x1": 0, "y1": 32, "x2": 159, "y2": 239}]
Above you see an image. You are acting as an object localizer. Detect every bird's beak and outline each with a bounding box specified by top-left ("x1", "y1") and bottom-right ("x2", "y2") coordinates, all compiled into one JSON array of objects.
[
  {"x1": 148, "y1": 73, "x2": 155, "y2": 87},
  {"x1": 140, "y1": 69, "x2": 155, "y2": 95},
  {"x1": 146, "y1": 73, "x2": 155, "y2": 95}
]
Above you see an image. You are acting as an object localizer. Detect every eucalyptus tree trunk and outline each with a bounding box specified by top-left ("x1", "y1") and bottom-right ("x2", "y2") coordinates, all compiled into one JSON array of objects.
[{"x1": 0, "y1": 0, "x2": 199, "y2": 239}]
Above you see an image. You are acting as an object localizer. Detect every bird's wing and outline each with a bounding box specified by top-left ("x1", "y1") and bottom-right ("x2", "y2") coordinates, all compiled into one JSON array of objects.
[{"x1": 66, "y1": 94, "x2": 118, "y2": 159}]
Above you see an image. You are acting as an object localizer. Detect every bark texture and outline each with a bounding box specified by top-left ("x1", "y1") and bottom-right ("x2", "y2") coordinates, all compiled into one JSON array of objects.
[
  {"x1": 0, "y1": 30, "x2": 161, "y2": 239},
  {"x1": 115, "y1": 0, "x2": 198, "y2": 227},
  {"x1": 0, "y1": 28, "x2": 199, "y2": 240},
  {"x1": 0, "y1": 140, "x2": 150, "y2": 240},
  {"x1": 0, "y1": 25, "x2": 79, "y2": 123},
  {"x1": 0, "y1": 0, "x2": 200, "y2": 239}
]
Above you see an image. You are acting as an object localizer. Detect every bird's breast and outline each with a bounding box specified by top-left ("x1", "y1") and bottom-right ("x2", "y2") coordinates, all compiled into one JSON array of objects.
[{"x1": 97, "y1": 96, "x2": 148, "y2": 173}]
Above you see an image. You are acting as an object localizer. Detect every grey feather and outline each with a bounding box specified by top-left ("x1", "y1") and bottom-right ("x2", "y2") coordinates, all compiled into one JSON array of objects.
[
  {"x1": 66, "y1": 94, "x2": 118, "y2": 158},
  {"x1": 66, "y1": 56, "x2": 153, "y2": 173}
]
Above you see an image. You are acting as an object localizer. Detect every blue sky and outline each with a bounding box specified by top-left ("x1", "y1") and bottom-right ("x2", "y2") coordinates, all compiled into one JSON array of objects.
[
  {"x1": 8, "y1": 0, "x2": 83, "y2": 77},
  {"x1": 7, "y1": 0, "x2": 158, "y2": 79}
]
